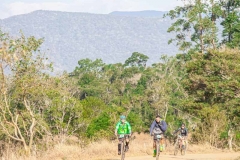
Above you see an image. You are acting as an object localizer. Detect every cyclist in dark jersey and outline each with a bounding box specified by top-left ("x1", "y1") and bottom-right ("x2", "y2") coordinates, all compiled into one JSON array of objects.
[
  {"x1": 173, "y1": 123, "x2": 188, "y2": 149},
  {"x1": 173, "y1": 123, "x2": 188, "y2": 137}
]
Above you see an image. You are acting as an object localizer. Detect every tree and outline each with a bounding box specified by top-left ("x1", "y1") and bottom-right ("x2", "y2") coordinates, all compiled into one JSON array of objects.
[
  {"x1": 81, "y1": 97, "x2": 106, "y2": 125},
  {"x1": 45, "y1": 75, "x2": 83, "y2": 143},
  {"x1": 73, "y1": 58, "x2": 105, "y2": 76},
  {"x1": 72, "y1": 58, "x2": 107, "y2": 99},
  {"x1": 0, "y1": 31, "x2": 52, "y2": 155},
  {"x1": 182, "y1": 48, "x2": 240, "y2": 148},
  {"x1": 220, "y1": 0, "x2": 240, "y2": 47},
  {"x1": 124, "y1": 52, "x2": 149, "y2": 68},
  {"x1": 166, "y1": 0, "x2": 221, "y2": 53}
]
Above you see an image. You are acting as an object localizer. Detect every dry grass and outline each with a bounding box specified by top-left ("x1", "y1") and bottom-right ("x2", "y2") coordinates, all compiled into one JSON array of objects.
[
  {"x1": 0, "y1": 133, "x2": 236, "y2": 160},
  {"x1": 39, "y1": 133, "x2": 153, "y2": 160},
  {"x1": 1, "y1": 152, "x2": 37, "y2": 160},
  {"x1": 39, "y1": 133, "x2": 229, "y2": 160}
]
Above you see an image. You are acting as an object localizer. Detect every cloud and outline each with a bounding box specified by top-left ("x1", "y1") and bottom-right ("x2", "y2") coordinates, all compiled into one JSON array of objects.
[
  {"x1": 0, "y1": 0, "x2": 182, "y2": 19},
  {"x1": 0, "y1": 4, "x2": 11, "y2": 19}
]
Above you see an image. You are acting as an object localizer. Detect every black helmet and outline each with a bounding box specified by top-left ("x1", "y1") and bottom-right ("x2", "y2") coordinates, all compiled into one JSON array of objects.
[
  {"x1": 156, "y1": 115, "x2": 163, "y2": 119},
  {"x1": 181, "y1": 123, "x2": 185, "y2": 127}
]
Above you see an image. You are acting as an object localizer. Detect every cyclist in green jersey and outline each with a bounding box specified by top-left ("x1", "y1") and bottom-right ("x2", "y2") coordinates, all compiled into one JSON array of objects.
[{"x1": 115, "y1": 115, "x2": 132, "y2": 155}]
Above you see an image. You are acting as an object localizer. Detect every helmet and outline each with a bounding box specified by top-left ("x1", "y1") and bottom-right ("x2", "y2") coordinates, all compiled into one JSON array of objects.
[
  {"x1": 181, "y1": 123, "x2": 185, "y2": 127},
  {"x1": 120, "y1": 115, "x2": 126, "y2": 120}
]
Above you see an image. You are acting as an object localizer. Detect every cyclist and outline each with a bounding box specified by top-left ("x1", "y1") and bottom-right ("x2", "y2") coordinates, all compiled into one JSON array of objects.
[
  {"x1": 115, "y1": 115, "x2": 132, "y2": 155},
  {"x1": 150, "y1": 115, "x2": 167, "y2": 157},
  {"x1": 173, "y1": 123, "x2": 188, "y2": 149}
]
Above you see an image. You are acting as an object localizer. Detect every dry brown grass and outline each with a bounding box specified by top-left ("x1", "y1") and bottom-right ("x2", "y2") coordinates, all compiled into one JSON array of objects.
[
  {"x1": 0, "y1": 133, "x2": 235, "y2": 160},
  {"x1": 1, "y1": 152, "x2": 37, "y2": 160},
  {"x1": 39, "y1": 133, "x2": 153, "y2": 160},
  {"x1": 39, "y1": 133, "x2": 229, "y2": 160}
]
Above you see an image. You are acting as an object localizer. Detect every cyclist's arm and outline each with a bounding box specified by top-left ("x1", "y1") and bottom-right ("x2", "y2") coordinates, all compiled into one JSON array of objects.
[
  {"x1": 127, "y1": 122, "x2": 132, "y2": 135},
  {"x1": 150, "y1": 121, "x2": 155, "y2": 135},
  {"x1": 173, "y1": 128, "x2": 180, "y2": 135},
  {"x1": 160, "y1": 121, "x2": 167, "y2": 132},
  {"x1": 115, "y1": 122, "x2": 120, "y2": 134},
  {"x1": 185, "y1": 128, "x2": 188, "y2": 136}
]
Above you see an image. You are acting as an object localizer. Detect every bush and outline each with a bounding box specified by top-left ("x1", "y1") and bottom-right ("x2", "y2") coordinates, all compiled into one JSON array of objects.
[{"x1": 86, "y1": 112, "x2": 111, "y2": 139}]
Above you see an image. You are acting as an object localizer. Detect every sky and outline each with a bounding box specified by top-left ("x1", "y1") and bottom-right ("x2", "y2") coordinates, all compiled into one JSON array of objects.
[{"x1": 0, "y1": 0, "x2": 183, "y2": 19}]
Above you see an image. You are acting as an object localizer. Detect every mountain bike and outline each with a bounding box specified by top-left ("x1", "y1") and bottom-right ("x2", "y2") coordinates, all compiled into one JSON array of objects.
[
  {"x1": 155, "y1": 134, "x2": 164, "y2": 160},
  {"x1": 174, "y1": 135, "x2": 186, "y2": 156},
  {"x1": 118, "y1": 134, "x2": 130, "y2": 160}
]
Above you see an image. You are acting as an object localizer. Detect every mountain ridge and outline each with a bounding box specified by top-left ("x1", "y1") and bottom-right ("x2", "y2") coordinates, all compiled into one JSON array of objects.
[
  {"x1": 0, "y1": 10, "x2": 177, "y2": 72},
  {"x1": 109, "y1": 10, "x2": 167, "y2": 17}
]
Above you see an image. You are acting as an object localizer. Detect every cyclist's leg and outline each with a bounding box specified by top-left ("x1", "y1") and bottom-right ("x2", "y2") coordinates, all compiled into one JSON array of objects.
[
  {"x1": 160, "y1": 134, "x2": 164, "y2": 151},
  {"x1": 118, "y1": 138, "x2": 122, "y2": 155},
  {"x1": 175, "y1": 137, "x2": 179, "y2": 148},
  {"x1": 125, "y1": 136, "x2": 129, "y2": 151},
  {"x1": 153, "y1": 137, "x2": 157, "y2": 157},
  {"x1": 184, "y1": 136, "x2": 188, "y2": 149},
  {"x1": 180, "y1": 138, "x2": 183, "y2": 148},
  {"x1": 126, "y1": 136, "x2": 129, "y2": 145},
  {"x1": 153, "y1": 140, "x2": 156, "y2": 149}
]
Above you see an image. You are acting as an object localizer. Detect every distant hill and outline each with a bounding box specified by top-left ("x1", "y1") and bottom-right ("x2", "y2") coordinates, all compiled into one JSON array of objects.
[
  {"x1": 0, "y1": 10, "x2": 177, "y2": 72},
  {"x1": 109, "y1": 10, "x2": 167, "y2": 17}
]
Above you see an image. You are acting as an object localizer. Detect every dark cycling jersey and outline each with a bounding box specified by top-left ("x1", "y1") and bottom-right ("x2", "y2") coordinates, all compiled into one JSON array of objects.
[
  {"x1": 174, "y1": 128, "x2": 188, "y2": 136},
  {"x1": 150, "y1": 120, "x2": 167, "y2": 135}
]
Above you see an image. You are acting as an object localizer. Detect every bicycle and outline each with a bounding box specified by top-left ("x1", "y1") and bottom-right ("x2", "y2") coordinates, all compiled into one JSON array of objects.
[
  {"x1": 118, "y1": 134, "x2": 130, "y2": 160},
  {"x1": 154, "y1": 134, "x2": 164, "y2": 160},
  {"x1": 174, "y1": 135, "x2": 186, "y2": 156}
]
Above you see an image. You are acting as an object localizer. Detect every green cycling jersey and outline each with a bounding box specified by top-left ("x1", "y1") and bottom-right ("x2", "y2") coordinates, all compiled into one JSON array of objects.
[{"x1": 115, "y1": 121, "x2": 132, "y2": 134}]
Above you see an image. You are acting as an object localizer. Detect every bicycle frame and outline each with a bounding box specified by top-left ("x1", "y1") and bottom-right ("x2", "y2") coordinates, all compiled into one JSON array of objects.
[
  {"x1": 118, "y1": 134, "x2": 129, "y2": 160},
  {"x1": 155, "y1": 134, "x2": 164, "y2": 160},
  {"x1": 178, "y1": 135, "x2": 186, "y2": 147},
  {"x1": 174, "y1": 135, "x2": 186, "y2": 156}
]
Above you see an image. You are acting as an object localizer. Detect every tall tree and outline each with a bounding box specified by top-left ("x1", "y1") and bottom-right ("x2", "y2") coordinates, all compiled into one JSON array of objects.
[
  {"x1": 220, "y1": 0, "x2": 240, "y2": 47},
  {"x1": 166, "y1": 0, "x2": 221, "y2": 53}
]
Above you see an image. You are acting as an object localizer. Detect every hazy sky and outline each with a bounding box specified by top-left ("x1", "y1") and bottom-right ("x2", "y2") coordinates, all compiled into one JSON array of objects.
[{"x1": 0, "y1": 0, "x2": 183, "y2": 19}]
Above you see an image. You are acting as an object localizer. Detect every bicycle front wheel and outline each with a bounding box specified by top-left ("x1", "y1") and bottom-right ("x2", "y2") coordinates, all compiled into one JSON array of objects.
[
  {"x1": 156, "y1": 143, "x2": 160, "y2": 160},
  {"x1": 174, "y1": 143, "x2": 178, "y2": 156},
  {"x1": 121, "y1": 141, "x2": 125, "y2": 160},
  {"x1": 181, "y1": 144, "x2": 186, "y2": 156}
]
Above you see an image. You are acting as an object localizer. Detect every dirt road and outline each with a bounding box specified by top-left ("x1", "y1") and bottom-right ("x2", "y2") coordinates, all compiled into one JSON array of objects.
[{"x1": 103, "y1": 153, "x2": 240, "y2": 160}]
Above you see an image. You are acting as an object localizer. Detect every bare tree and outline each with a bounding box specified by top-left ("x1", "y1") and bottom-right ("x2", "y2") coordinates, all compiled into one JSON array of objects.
[{"x1": 0, "y1": 31, "x2": 52, "y2": 155}]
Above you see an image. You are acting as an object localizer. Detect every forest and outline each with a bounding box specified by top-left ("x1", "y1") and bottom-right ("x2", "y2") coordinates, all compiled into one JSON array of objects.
[{"x1": 0, "y1": 0, "x2": 240, "y2": 156}]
